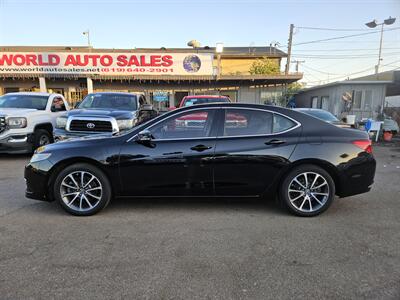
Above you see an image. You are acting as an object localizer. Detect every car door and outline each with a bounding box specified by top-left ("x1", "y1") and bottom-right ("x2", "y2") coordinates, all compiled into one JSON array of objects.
[
  {"x1": 118, "y1": 107, "x2": 221, "y2": 196},
  {"x1": 213, "y1": 108, "x2": 301, "y2": 196}
]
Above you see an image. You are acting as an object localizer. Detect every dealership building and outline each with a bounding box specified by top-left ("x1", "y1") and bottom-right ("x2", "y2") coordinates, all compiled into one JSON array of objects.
[{"x1": 0, "y1": 45, "x2": 302, "y2": 108}]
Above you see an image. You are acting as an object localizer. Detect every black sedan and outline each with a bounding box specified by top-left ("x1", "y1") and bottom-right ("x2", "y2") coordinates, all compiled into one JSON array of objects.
[{"x1": 25, "y1": 103, "x2": 376, "y2": 217}]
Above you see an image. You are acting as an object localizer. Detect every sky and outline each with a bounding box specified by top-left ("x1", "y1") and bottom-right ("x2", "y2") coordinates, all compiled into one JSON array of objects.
[{"x1": 0, "y1": 0, "x2": 399, "y2": 86}]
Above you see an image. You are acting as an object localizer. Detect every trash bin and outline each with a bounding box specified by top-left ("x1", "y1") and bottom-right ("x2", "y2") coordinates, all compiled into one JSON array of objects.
[{"x1": 383, "y1": 131, "x2": 393, "y2": 142}]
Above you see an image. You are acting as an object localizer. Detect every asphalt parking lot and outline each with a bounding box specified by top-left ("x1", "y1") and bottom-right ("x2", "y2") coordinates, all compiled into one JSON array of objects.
[{"x1": 0, "y1": 144, "x2": 399, "y2": 299}]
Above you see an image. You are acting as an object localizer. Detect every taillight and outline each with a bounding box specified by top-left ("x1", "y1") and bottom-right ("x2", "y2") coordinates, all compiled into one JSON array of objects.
[{"x1": 352, "y1": 140, "x2": 372, "y2": 154}]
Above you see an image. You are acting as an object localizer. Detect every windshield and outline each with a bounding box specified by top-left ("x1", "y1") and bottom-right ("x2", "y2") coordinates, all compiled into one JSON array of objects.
[
  {"x1": 301, "y1": 110, "x2": 339, "y2": 122},
  {"x1": 0, "y1": 94, "x2": 48, "y2": 110},
  {"x1": 183, "y1": 97, "x2": 229, "y2": 107},
  {"x1": 79, "y1": 93, "x2": 138, "y2": 111}
]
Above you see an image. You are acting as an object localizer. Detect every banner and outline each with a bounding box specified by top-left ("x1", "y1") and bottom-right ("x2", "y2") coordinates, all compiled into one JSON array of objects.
[{"x1": 0, "y1": 52, "x2": 214, "y2": 76}]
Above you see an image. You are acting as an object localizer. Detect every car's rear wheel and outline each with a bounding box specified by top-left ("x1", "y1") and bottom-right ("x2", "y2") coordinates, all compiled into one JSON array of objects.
[
  {"x1": 53, "y1": 163, "x2": 111, "y2": 216},
  {"x1": 280, "y1": 164, "x2": 335, "y2": 217}
]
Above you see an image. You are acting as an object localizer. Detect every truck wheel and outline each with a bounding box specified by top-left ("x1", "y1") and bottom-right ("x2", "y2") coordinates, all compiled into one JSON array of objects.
[{"x1": 33, "y1": 129, "x2": 53, "y2": 150}]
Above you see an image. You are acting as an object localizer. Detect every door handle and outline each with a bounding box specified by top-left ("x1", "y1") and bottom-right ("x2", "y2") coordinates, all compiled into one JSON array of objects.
[
  {"x1": 191, "y1": 144, "x2": 212, "y2": 152},
  {"x1": 265, "y1": 139, "x2": 286, "y2": 145}
]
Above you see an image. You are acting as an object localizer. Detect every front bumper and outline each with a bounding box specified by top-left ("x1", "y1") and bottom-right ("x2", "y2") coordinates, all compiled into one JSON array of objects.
[
  {"x1": 0, "y1": 132, "x2": 33, "y2": 153},
  {"x1": 24, "y1": 160, "x2": 54, "y2": 202}
]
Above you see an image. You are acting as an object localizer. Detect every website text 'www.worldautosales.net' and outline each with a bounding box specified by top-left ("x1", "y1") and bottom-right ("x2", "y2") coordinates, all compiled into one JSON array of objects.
[{"x1": 0, "y1": 66, "x2": 175, "y2": 74}]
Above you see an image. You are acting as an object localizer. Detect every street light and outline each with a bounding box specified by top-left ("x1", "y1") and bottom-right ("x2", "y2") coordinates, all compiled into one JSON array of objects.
[
  {"x1": 216, "y1": 42, "x2": 224, "y2": 79},
  {"x1": 83, "y1": 30, "x2": 91, "y2": 47},
  {"x1": 365, "y1": 17, "x2": 396, "y2": 74}
]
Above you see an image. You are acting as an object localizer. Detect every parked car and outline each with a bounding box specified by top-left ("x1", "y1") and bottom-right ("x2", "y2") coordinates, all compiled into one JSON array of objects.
[
  {"x1": 25, "y1": 103, "x2": 376, "y2": 217},
  {"x1": 169, "y1": 95, "x2": 230, "y2": 110},
  {"x1": 295, "y1": 108, "x2": 351, "y2": 128},
  {"x1": 0, "y1": 92, "x2": 70, "y2": 153},
  {"x1": 54, "y1": 92, "x2": 157, "y2": 141}
]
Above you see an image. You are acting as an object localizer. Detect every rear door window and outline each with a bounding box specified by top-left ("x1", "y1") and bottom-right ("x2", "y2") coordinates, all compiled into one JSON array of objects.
[{"x1": 223, "y1": 109, "x2": 273, "y2": 137}]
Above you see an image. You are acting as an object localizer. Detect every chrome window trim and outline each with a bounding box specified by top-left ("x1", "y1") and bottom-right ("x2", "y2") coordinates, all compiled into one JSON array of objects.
[
  {"x1": 66, "y1": 116, "x2": 119, "y2": 133},
  {"x1": 126, "y1": 106, "x2": 302, "y2": 142}
]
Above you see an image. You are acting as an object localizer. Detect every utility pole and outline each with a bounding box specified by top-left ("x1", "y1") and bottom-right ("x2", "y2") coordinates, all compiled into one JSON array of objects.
[
  {"x1": 291, "y1": 60, "x2": 305, "y2": 72},
  {"x1": 285, "y1": 24, "x2": 294, "y2": 75}
]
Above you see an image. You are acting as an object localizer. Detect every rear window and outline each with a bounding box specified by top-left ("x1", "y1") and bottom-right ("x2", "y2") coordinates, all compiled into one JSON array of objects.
[
  {"x1": 183, "y1": 97, "x2": 229, "y2": 107},
  {"x1": 301, "y1": 110, "x2": 338, "y2": 122}
]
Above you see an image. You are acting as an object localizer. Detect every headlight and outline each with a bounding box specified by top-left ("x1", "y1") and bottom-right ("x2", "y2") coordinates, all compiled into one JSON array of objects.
[
  {"x1": 7, "y1": 117, "x2": 27, "y2": 128},
  {"x1": 30, "y1": 153, "x2": 51, "y2": 163},
  {"x1": 117, "y1": 119, "x2": 135, "y2": 130},
  {"x1": 56, "y1": 116, "x2": 68, "y2": 129}
]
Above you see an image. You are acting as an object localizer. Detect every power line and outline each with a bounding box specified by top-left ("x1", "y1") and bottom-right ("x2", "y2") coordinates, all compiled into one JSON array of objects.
[
  {"x1": 292, "y1": 27, "x2": 400, "y2": 46},
  {"x1": 303, "y1": 60, "x2": 400, "y2": 84},
  {"x1": 292, "y1": 53, "x2": 400, "y2": 59},
  {"x1": 302, "y1": 64, "x2": 342, "y2": 75},
  {"x1": 296, "y1": 26, "x2": 372, "y2": 32},
  {"x1": 293, "y1": 47, "x2": 400, "y2": 52}
]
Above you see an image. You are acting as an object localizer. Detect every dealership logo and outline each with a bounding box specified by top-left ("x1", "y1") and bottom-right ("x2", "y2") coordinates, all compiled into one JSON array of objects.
[
  {"x1": 86, "y1": 123, "x2": 95, "y2": 129},
  {"x1": 183, "y1": 55, "x2": 201, "y2": 73}
]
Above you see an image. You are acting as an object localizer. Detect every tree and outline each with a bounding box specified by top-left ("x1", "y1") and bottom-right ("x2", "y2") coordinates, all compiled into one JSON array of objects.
[
  {"x1": 249, "y1": 57, "x2": 280, "y2": 75},
  {"x1": 286, "y1": 82, "x2": 305, "y2": 97}
]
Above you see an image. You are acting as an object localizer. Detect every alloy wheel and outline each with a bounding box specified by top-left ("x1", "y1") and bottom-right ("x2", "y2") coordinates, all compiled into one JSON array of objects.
[
  {"x1": 287, "y1": 172, "x2": 330, "y2": 213},
  {"x1": 60, "y1": 171, "x2": 103, "y2": 212}
]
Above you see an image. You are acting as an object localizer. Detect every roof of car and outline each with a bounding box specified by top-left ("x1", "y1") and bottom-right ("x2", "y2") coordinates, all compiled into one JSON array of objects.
[
  {"x1": 3, "y1": 92, "x2": 54, "y2": 96},
  {"x1": 184, "y1": 95, "x2": 229, "y2": 98},
  {"x1": 88, "y1": 92, "x2": 144, "y2": 96}
]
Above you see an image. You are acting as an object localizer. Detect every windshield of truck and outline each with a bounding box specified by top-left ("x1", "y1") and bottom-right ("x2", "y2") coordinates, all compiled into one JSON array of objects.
[
  {"x1": 183, "y1": 97, "x2": 229, "y2": 107},
  {"x1": 79, "y1": 93, "x2": 138, "y2": 111},
  {"x1": 0, "y1": 94, "x2": 48, "y2": 110}
]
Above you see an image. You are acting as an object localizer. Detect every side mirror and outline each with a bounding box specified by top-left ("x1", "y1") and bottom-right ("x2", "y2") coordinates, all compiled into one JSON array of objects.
[
  {"x1": 168, "y1": 106, "x2": 177, "y2": 111},
  {"x1": 140, "y1": 104, "x2": 154, "y2": 111},
  {"x1": 136, "y1": 130, "x2": 153, "y2": 144}
]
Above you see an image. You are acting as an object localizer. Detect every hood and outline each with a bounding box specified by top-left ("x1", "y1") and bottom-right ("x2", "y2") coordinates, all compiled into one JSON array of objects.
[
  {"x1": 0, "y1": 108, "x2": 38, "y2": 116},
  {"x1": 65, "y1": 109, "x2": 136, "y2": 120}
]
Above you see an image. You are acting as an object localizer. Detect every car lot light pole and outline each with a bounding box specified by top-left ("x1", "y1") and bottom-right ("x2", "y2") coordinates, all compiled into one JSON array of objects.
[
  {"x1": 365, "y1": 17, "x2": 396, "y2": 74},
  {"x1": 83, "y1": 30, "x2": 91, "y2": 48}
]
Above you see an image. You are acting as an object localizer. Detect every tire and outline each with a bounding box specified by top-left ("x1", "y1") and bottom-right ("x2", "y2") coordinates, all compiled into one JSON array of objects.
[
  {"x1": 33, "y1": 129, "x2": 53, "y2": 150},
  {"x1": 53, "y1": 163, "x2": 112, "y2": 216},
  {"x1": 279, "y1": 164, "x2": 335, "y2": 217}
]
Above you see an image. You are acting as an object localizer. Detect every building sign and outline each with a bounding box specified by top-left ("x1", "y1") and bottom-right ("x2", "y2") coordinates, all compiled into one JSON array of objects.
[
  {"x1": 153, "y1": 91, "x2": 169, "y2": 102},
  {"x1": 0, "y1": 52, "x2": 214, "y2": 76}
]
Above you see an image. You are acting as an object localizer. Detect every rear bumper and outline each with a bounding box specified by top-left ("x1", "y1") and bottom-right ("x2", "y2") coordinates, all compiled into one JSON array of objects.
[{"x1": 337, "y1": 153, "x2": 376, "y2": 198}]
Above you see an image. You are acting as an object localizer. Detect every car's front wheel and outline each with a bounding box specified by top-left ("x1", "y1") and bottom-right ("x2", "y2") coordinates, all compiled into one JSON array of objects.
[
  {"x1": 280, "y1": 164, "x2": 335, "y2": 217},
  {"x1": 53, "y1": 163, "x2": 112, "y2": 216}
]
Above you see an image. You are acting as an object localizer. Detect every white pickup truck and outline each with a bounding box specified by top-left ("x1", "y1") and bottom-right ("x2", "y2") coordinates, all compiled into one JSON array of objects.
[{"x1": 0, "y1": 92, "x2": 70, "y2": 153}]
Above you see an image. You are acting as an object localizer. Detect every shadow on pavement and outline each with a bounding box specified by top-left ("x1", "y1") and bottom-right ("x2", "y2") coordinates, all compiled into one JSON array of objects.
[{"x1": 21, "y1": 196, "x2": 287, "y2": 217}]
